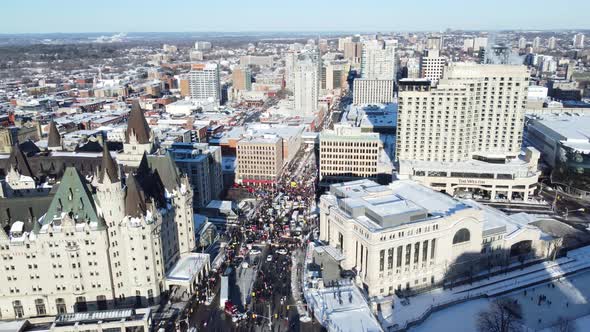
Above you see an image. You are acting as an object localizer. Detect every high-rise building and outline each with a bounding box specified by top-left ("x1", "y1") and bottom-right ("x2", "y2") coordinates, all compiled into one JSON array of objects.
[
  {"x1": 463, "y1": 38, "x2": 474, "y2": 52},
  {"x1": 187, "y1": 63, "x2": 221, "y2": 103},
  {"x1": 232, "y1": 66, "x2": 252, "y2": 91},
  {"x1": 406, "y1": 58, "x2": 421, "y2": 79},
  {"x1": 420, "y1": 49, "x2": 446, "y2": 85},
  {"x1": 397, "y1": 64, "x2": 540, "y2": 200},
  {"x1": 398, "y1": 63, "x2": 528, "y2": 162},
  {"x1": 293, "y1": 59, "x2": 319, "y2": 115},
  {"x1": 360, "y1": 40, "x2": 396, "y2": 80},
  {"x1": 518, "y1": 37, "x2": 527, "y2": 49},
  {"x1": 548, "y1": 36, "x2": 557, "y2": 50},
  {"x1": 473, "y1": 37, "x2": 488, "y2": 51},
  {"x1": 319, "y1": 125, "x2": 385, "y2": 185},
  {"x1": 166, "y1": 142, "x2": 223, "y2": 208},
  {"x1": 338, "y1": 37, "x2": 352, "y2": 51},
  {"x1": 194, "y1": 41, "x2": 212, "y2": 51},
  {"x1": 532, "y1": 37, "x2": 541, "y2": 50},
  {"x1": 343, "y1": 41, "x2": 362, "y2": 64},
  {"x1": 323, "y1": 60, "x2": 350, "y2": 91},
  {"x1": 426, "y1": 35, "x2": 443, "y2": 50},
  {"x1": 240, "y1": 55, "x2": 273, "y2": 67},
  {"x1": 236, "y1": 136, "x2": 283, "y2": 186},
  {"x1": 284, "y1": 51, "x2": 297, "y2": 92},
  {"x1": 352, "y1": 79, "x2": 394, "y2": 105},
  {"x1": 574, "y1": 33, "x2": 585, "y2": 48}
]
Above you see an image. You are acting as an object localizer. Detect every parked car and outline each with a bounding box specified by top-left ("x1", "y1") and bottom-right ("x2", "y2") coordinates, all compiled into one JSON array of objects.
[
  {"x1": 250, "y1": 249, "x2": 261, "y2": 255},
  {"x1": 266, "y1": 254, "x2": 273, "y2": 262},
  {"x1": 277, "y1": 248, "x2": 288, "y2": 255}
]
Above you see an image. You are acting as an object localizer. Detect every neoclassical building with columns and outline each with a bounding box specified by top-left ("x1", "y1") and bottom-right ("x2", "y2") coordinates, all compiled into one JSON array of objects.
[{"x1": 319, "y1": 179, "x2": 551, "y2": 297}]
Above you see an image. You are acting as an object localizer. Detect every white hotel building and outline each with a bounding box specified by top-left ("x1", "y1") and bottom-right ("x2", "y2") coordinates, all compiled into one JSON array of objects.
[
  {"x1": 396, "y1": 63, "x2": 541, "y2": 201},
  {"x1": 319, "y1": 179, "x2": 550, "y2": 297}
]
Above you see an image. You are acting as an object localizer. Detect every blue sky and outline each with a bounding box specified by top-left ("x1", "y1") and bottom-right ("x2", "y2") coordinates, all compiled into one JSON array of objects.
[{"x1": 1, "y1": 0, "x2": 589, "y2": 33}]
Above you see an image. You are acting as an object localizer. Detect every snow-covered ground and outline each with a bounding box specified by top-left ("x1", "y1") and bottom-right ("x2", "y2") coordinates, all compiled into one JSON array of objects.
[
  {"x1": 411, "y1": 269, "x2": 590, "y2": 332},
  {"x1": 379, "y1": 246, "x2": 590, "y2": 330}
]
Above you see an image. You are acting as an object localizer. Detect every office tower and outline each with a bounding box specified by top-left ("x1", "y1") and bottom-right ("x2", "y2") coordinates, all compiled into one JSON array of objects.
[
  {"x1": 187, "y1": 63, "x2": 221, "y2": 103},
  {"x1": 236, "y1": 136, "x2": 284, "y2": 186},
  {"x1": 343, "y1": 41, "x2": 362, "y2": 63},
  {"x1": 319, "y1": 125, "x2": 384, "y2": 184},
  {"x1": 463, "y1": 38, "x2": 474, "y2": 52},
  {"x1": 240, "y1": 55, "x2": 273, "y2": 67},
  {"x1": 190, "y1": 50, "x2": 204, "y2": 61},
  {"x1": 426, "y1": 35, "x2": 443, "y2": 50},
  {"x1": 574, "y1": 33, "x2": 585, "y2": 48},
  {"x1": 473, "y1": 37, "x2": 488, "y2": 51},
  {"x1": 518, "y1": 37, "x2": 527, "y2": 49},
  {"x1": 548, "y1": 36, "x2": 556, "y2": 50},
  {"x1": 360, "y1": 40, "x2": 396, "y2": 80},
  {"x1": 232, "y1": 66, "x2": 252, "y2": 91},
  {"x1": 338, "y1": 37, "x2": 352, "y2": 51},
  {"x1": 323, "y1": 60, "x2": 350, "y2": 91},
  {"x1": 194, "y1": 41, "x2": 212, "y2": 50},
  {"x1": 420, "y1": 49, "x2": 446, "y2": 85},
  {"x1": 352, "y1": 79, "x2": 394, "y2": 105},
  {"x1": 532, "y1": 37, "x2": 541, "y2": 50},
  {"x1": 293, "y1": 59, "x2": 319, "y2": 115},
  {"x1": 166, "y1": 142, "x2": 223, "y2": 209},
  {"x1": 406, "y1": 58, "x2": 421, "y2": 79}
]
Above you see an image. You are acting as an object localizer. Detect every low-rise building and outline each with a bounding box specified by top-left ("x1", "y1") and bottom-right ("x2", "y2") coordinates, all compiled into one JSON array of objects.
[
  {"x1": 319, "y1": 179, "x2": 551, "y2": 297},
  {"x1": 320, "y1": 125, "x2": 392, "y2": 185},
  {"x1": 525, "y1": 112, "x2": 590, "y2": 199}
]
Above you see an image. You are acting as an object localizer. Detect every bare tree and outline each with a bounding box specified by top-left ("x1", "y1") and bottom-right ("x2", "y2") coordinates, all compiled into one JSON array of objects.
[
  {"x1": 553, "y1": 316, "x2": 577, "y2": 332},
  {"x1": 477, "y1": 298, "x2": 523, "y2": 332},
  {"x1": 548, "y1": 237, "x2": 564, "y2": 261}
]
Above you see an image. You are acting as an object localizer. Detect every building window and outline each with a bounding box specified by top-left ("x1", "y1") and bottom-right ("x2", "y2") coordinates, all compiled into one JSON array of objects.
[
  {"x1": 75, "y1": 296, "x2": 87, "y2": 312},
  {"x1": 379, "y1": 250, "x2": 385, "y2": 272},
  {"x1": 422, "y1": 241, "x2": 429, "y2": 262},
  {"x1": 452, "y1": 229, "x2": 471, "y2": 244},
  {"x1": 97, "y1": 295, "x2": 108, "y2": 310},
  {"x1": 387, "y1": 248, "x2": 394, "y2": 269},
  {"x1": 56, "y1": 298, "x2": 67, "y2": 314},
  {"x1": 35, "y1": 299, "x2": 46, "y2": 316},
  {"x1": 396, "y1": 246, "x2": 402, "y2": 267},
  {"x1": 431, "y1": 239, "x2": 436, "y2": 259},
  {"x1": 13, "y1": 300, "x2": 24, "y2": 318},
  {"x1": 405, "y1": 244, "x2": 411, "y2": 266},
  {"x1": 414, "y1": 243, "x2": 420, "y2": 264}
]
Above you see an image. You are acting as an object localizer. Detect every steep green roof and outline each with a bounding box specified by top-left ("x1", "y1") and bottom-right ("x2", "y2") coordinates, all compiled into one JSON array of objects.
[{"x1": 41, "y1": 167, "x2": 104, "y2": 230}]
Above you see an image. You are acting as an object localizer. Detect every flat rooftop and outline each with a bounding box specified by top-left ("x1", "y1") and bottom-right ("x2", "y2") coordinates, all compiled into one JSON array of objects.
[
  {"x1": 532, "y1": 113, "x2": 590, "y2": 153},
  {"x1": 166, "y1": 253, "x2": 210, "y2": 282},
  {"x1": 326, "y1": 179, "x2": 468, "y2": 230}
]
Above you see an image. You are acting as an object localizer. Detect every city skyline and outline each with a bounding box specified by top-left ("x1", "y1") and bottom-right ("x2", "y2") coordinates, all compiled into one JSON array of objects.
[{"x1": 2, "y1": 0, "x2": 590, "y2": 34}]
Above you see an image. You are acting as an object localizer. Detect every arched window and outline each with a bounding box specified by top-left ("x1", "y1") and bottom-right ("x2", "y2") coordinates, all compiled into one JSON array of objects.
[
  {"x1": 453, "y1": 228, "x2": 470, "y2": 244},
  {"x1": 56, "y1": 298, "x2": 67, "y2": 314},
  {"x1": 13, "y1": 300, "x2": 24, "y2": 318},
  {"x1": 35, "y1": 298, "x2": 46, "y2": 316}
]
